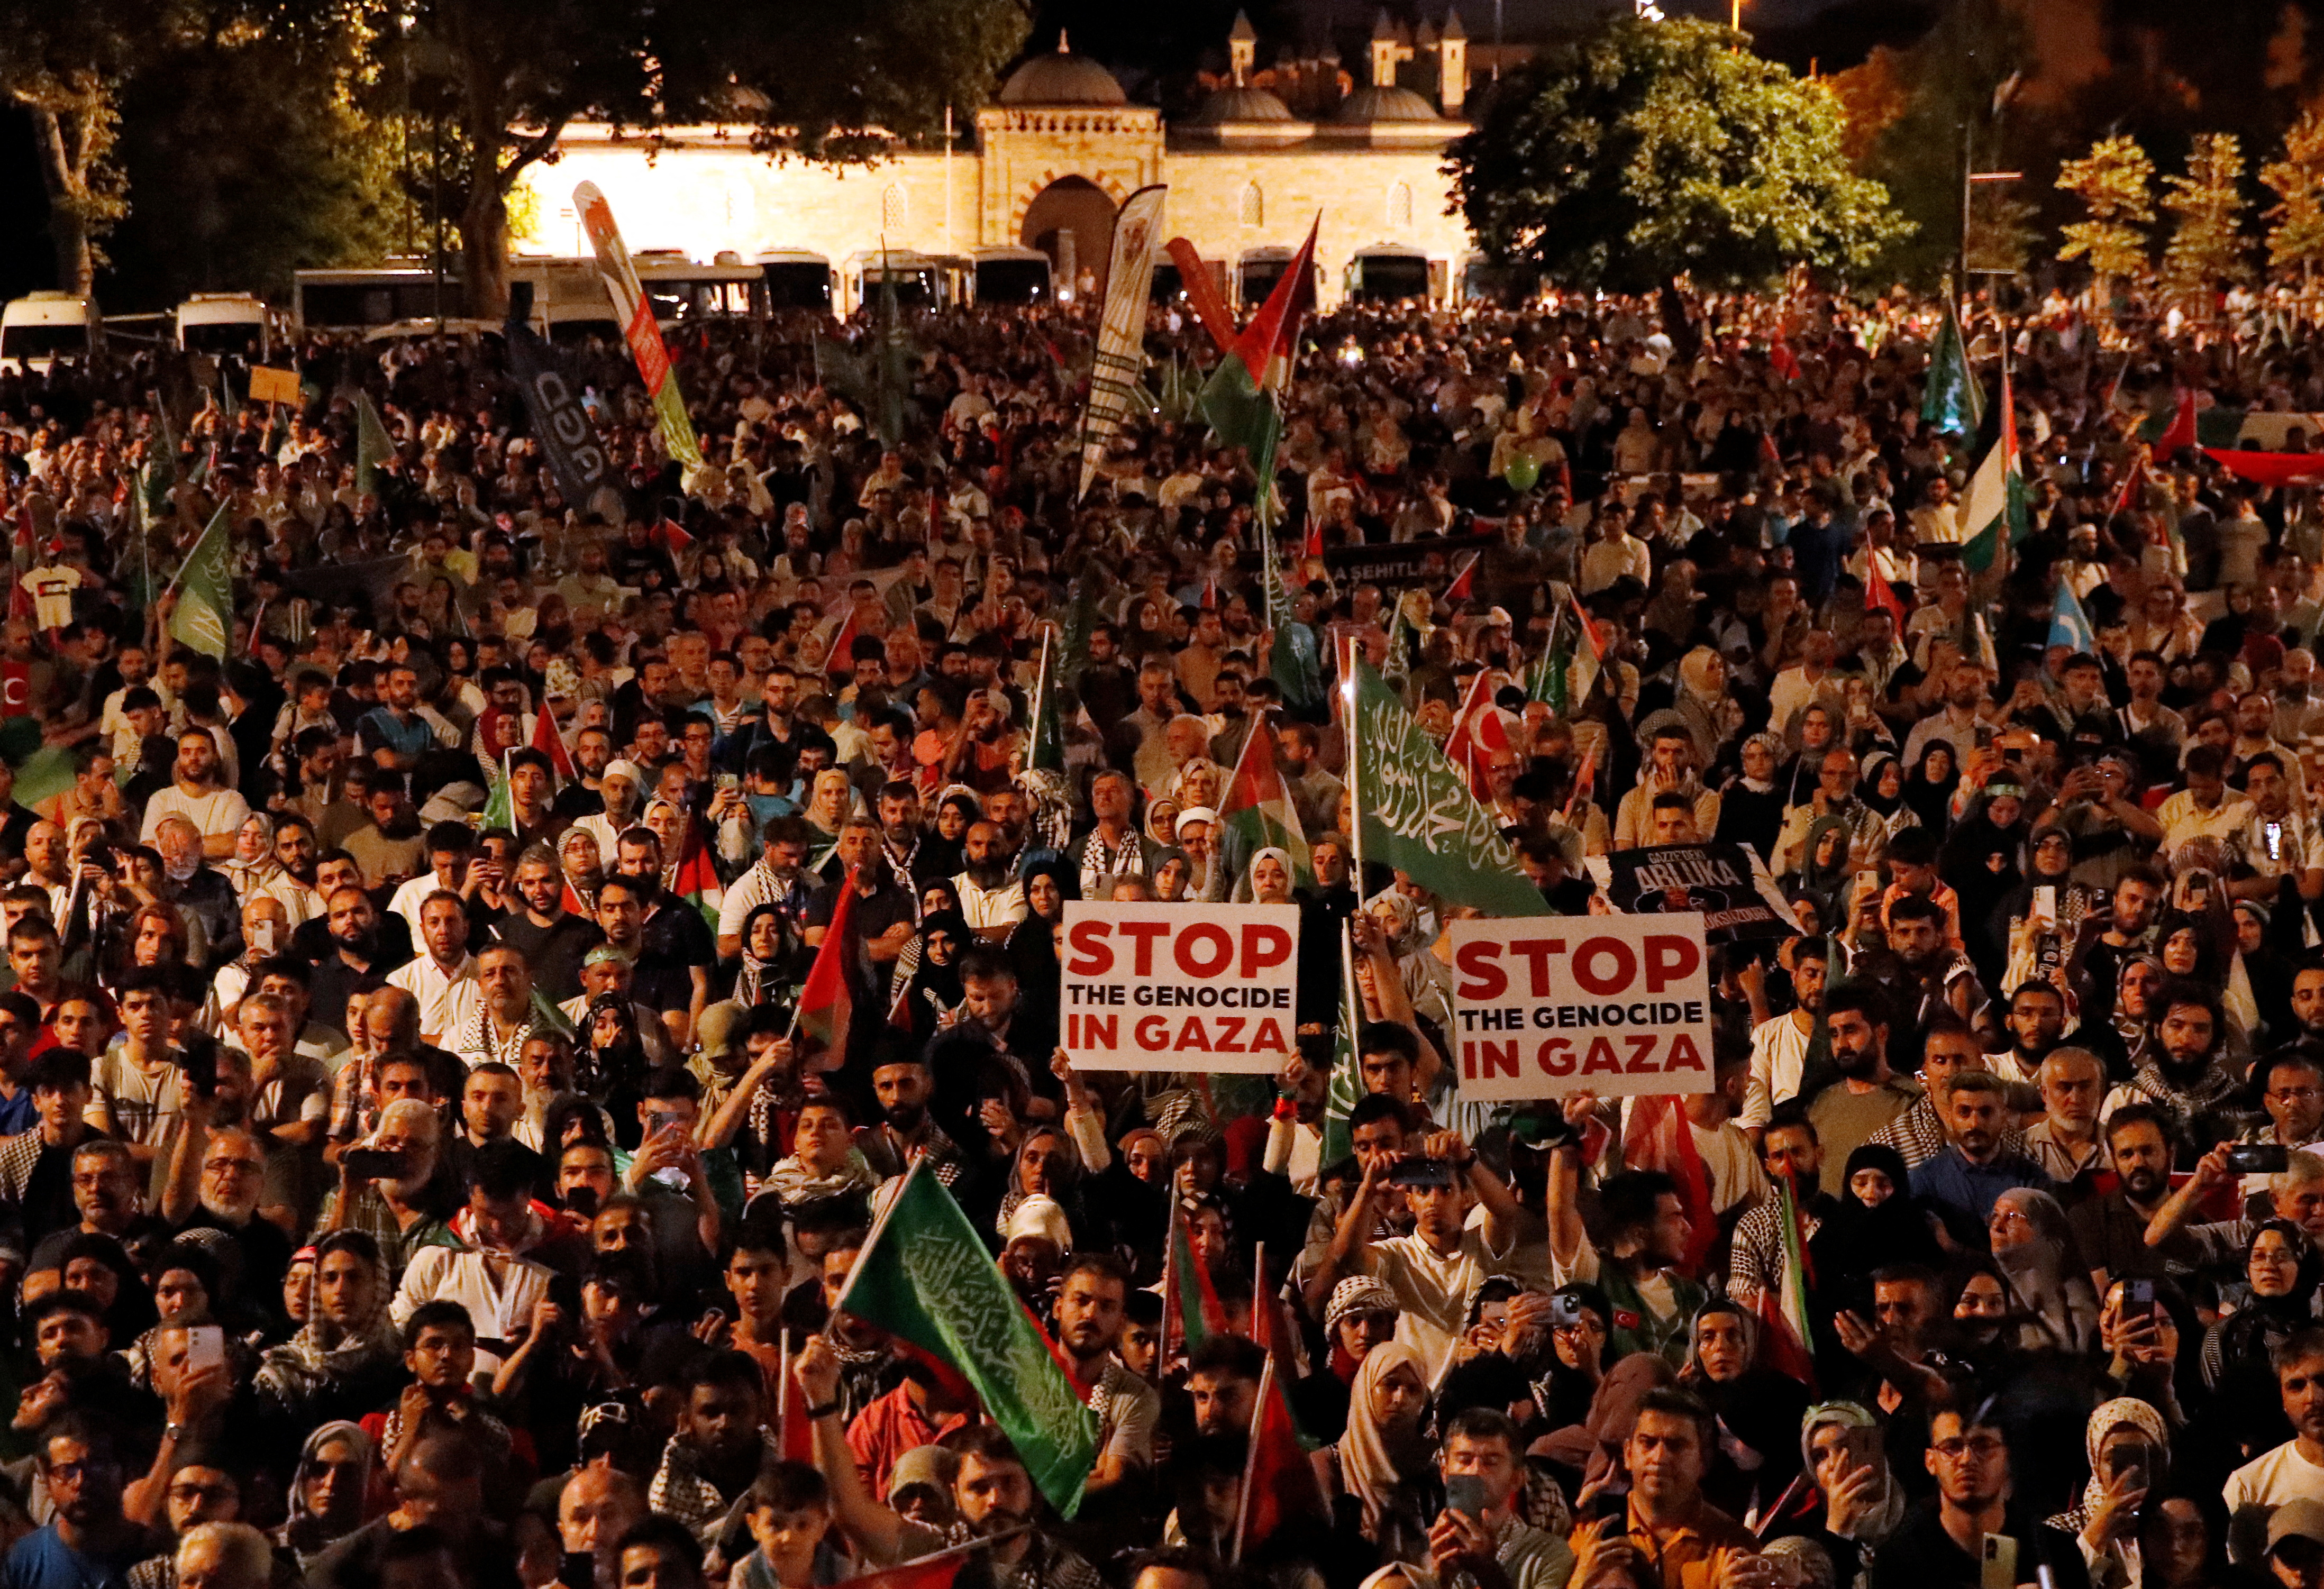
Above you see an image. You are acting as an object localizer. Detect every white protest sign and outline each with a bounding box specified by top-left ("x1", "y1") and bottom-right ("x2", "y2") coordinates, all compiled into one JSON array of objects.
[
  {"x1": 1060, "y1": 901, "x2": 1299, "y2": 1073},
  {"x1": 1449, "y1": 914, "x2": 1716, "y2": 1101}
]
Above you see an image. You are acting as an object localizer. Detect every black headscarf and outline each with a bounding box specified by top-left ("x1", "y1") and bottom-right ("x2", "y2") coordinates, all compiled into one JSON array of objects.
[
  {"x1": 1902, "y1": 739, "x2": 1961, "y2": 832},
  {"x1": 1809, "y1": 1143, "x2": 1943, "y2": 1322}
]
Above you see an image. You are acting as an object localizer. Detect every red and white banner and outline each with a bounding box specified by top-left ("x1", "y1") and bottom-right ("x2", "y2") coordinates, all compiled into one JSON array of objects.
[
  {"x1": 1060, "y1": 902, "x2": 1298, "y2": 1073},
  {"x1": 1449, "y1": 914, "x2": 1715, "y2": 1101}
]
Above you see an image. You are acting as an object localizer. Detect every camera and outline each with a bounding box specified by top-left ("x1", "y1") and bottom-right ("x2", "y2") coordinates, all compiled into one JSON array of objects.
[{"x1": 1548, "y1": 1293, "x2": 1584, "y2": 1327}]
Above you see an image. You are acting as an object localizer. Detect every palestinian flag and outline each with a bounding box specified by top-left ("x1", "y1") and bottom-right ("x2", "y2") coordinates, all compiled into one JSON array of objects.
[
  {"x1": 1161, "y1": 1195, "x2": 1228, "y2": 1356},
  {"x1": 834, "y1": 1159, "x2": 1102, "y2": 1517},
  {"x1": 531, "y1": 706, "x2": 575, "y2": 781},
  {"x1": 670, "y1": 824, "x2": 726, "y2": 931},
  {"x1": 816, "y1": 607, "x2": 860, "y2": 684},
  {"x1": 1445, "y1": 552, "x2": 1480, "y2": 604},
  {"x1": 1220, "y1": 718, "x2": 1313, "y2": 890},
  {"x1": 795, "y1": 869, "x2": 858, "y2": 1061},
  {"x1": 1865, "y1": 559, "x2": 1909, "y2": 632},
  {"x1": 1233, "y1": 1354, "x2": 1327, "y2": 1559},
  {"x1": 1960, "y1": 360, "x2": 2027, "y2": 574},
  {"x1": 1620, "y1": 1093, "x2": 1716, "y2": 1277},
  {"x1": 1920, "y1": 299, "x2": 1983, "y2": 436},
  {"x1": 1198, "y1": 216, "x2": 1318, "y2": 530},
  {"x1": 354, "y1": 393, "x2": 395, "y2": 499},
  {"x1": 835, "y1": 1537, "x2": 999, "y2": 1589},
  {"x1": 2153, "y1": 389, "x2": 2198, "y2": 461},
  {"x1": 653, "y1": 515, "x2": 694, "y2": 553},
  {"x1": 1754, "y1": 1173, "x2": 1818, "y2": 1388},
  {"x1": 1568, "y1": 588, "x2": 1606, "y2": 707}
]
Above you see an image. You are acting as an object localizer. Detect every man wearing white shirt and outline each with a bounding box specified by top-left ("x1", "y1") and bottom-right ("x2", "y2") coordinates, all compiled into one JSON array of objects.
[
  {"x1": 140, "y1": 731, "x2": 250, "y2": 859},
  {"x1": 1743, "y1": 939, "x2": 1827, "y2": 1129},
  {"x1": 98, "y1": 643, "x2": 160, "y2": 766},
  {"x1": 952, "y1": 822, "x2": 1027, "y2": 943},
  {"x1": 387, "y1": 891, "x2": 482, "y2": 1047},
  {"x1": 1578, "y1": 511, "x2": 1652, "y2": 597},
  {"x1": 386, "y1": 822, "x2": 476, "y2": 939},
  {"x1": 2225, "y1": 1330, "x2": 2324, "y2": 1562}
]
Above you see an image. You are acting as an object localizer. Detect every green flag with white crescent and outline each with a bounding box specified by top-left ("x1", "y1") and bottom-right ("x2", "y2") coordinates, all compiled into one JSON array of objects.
[
  {"x1": 165, "y1": 504, "x2": 233, "y2": 659},
  {"x1": 1350, "y1": 657, "x2": 1545, "y2": 917}
]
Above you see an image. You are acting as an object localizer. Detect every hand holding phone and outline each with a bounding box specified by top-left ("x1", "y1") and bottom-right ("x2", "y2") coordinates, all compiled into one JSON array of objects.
[{"x1": 185, "y1": 1325, "x2": 225, "y2": 1376}]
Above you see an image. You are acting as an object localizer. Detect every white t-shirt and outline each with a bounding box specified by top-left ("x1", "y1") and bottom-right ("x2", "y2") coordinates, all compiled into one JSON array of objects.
[
  {"x1": 387, "y1": 954, "x2": 482, "y2": 1045},
  {"x1": 141, "y1": 784, "x2": 252, "y2": 846},
  {"x1": 1745, "y1": 1013, "x2": 1815, "y2": 1129},
  {"x1": 1368, "y1": 1222, "x2": 1520, "y2": 1384},
  {"x1": 2225, "y1": 1440, "x2": 2324, "y2": 1561}
]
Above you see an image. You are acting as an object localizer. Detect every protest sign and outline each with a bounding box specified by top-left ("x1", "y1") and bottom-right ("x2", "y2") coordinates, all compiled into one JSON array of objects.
[
  {"x1": 1319, "y1": 532, "x2": 1493, "y2": 588},
  {"x1": 1583, "y1": 843, "x2": 1801, "y2": 941},
  {"x1": 1060, "y1": 901, "x2": 1298, "y2": 1072},
  {"x1": 1449, "y1": 915, "x2": 1715, "y2": 1101},
  {"x1": 245, "y1": 365, "x2": 302, "y2": 406}
]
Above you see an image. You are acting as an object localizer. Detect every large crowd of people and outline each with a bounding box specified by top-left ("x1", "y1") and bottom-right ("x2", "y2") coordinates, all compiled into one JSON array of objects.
[{"x1": 0, "y1": 272, "x2": 2314, "y2": 1589}]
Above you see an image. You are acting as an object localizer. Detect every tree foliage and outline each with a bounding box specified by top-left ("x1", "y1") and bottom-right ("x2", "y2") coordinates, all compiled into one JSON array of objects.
[
  {"x1": 1446, "y1": 16, "x2": 1908, "y2": 294},
  {"x1": 380, "y1": 0, "x2": 1029, "y2": 319},
  {"x1": 0, "y1": 0, "x2": 148, "y2": 293},
  {"x1": 2263, "y1": 108, "x2": 2324, "y2": 277},
  {"x1": 2056, "y1": 134, "x2": 2155, "y2": 294},
  {"x1": 2158, "y1": 131, "x2": 2249, "y2": 311}
]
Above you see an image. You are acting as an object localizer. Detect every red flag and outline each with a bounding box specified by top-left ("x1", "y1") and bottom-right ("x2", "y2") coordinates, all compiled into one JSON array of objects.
[
  {"x1": 1301, "y1": 518, "x2": 1324, "y2": 560},
  {"x1": 1200, "y1": 570, "x2": 1219, "y2": 611},
  {"x1": 887, "y1": 976, "x2": 916, "y2": 1033},
  {"x1": 772, "y1": 1336, "x2": 815, "y2": 1462},
  {"x1": 1161, "y1": 1197, "x2": 1229, "y2": 1356},
  {"x1": 1162, "y1": 238, "x2": 1242, "y2": 359},
  {"x1": 833, "y1": 1547, "x2": 974, "y2": 1589},
  {"x1": 1445, "y1": 552, "x2": 1480, "y2": 604},
  {"x1": 1769, "y1": 339, "x2": 1798, "y2": 382},
  {"x1": 653, "y1": 516, "x2": 694, "y2": 553},
  {"x1": 1620, "y1": 1094, "x2": 1716, "y2": 1277},
  {"x1": 2154, "y1": 390, "x2": 2197, "y2": 462},
  {"x1": 1233, "y1": 1356, "x2": 1327, "y2": 1556},
  {"x1": 796, "y1": 869, "x2": 858, "y2": 1062},
  {"x1": 2200, "y1": 446, "x2": 2324, "y2": 488},
  {"x1": 818, "y1": 607, "x2": 860, "y2": 683},
  {"x1": 531, "y1": 706, "x2": 575, "y2": 781},
  {"x1": 2106, "y1": 456, "x2": 2146, "y2": 522},
  {"x1": 1231, "y1": 216, "x2": 1319, "y2": 389},
  {"x1": 1864, "y1": 563, "x2": 1908, "y2": 632},
  {"x1": 1442, "y1": 668, "x2": 1513, "y2": 800}
]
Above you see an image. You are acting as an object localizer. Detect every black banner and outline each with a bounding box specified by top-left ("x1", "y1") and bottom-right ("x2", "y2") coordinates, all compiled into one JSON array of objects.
[
  {"x1": 506, "y1": 319, "x2": 622, "y2": 520},
  {"x1": 1319, "y1": 532, "x2": 1495, "y2": 588},
  {"x1": 1583, "y1": 843, "x2": 1801, "y2": 942}
]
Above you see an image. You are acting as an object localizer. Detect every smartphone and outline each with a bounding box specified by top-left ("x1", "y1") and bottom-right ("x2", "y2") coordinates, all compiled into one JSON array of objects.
[
  {"x1": 2107, "y1": 1444, "x2": 2149, "y2": 1490},
  {"x1": 185, "y1": 1325, "x2": 225, "y2": 1375},
  {"x1": 644, "y1": 1110, "x2": 681, "y2": 1139},
  {"x1": 2120, "y1": 1277, "x2": 2157, "y2": 1313},
  {"x1": 1548, "y1": 1293, "x2": 1584, "y2": 1328},
  {"x1": 717, "y1": 772, "x2": 741, "y2": 792},
  {"x1": 2227, "y1": 1143, "x2": 2291, "y2": 1174},
  {"x1": 342, "y1": 1146, "x2": 405, "y2": 1182},
  {"x1": 2032, "y1": 886, "x2": 2057, "y2": 925},
  {"x1": 1981, "y1": 1535, "x2": 2019, "y2": 1589},
  {"x1": 2185, "y1": 871, "x2": 2212, "y2": 907},
  {"x1": 251, "y1": 918, "x2": 280, "y2": 956},
  {"x1": 1445, "y1": 1475, "x2": 1492, "y2": 1519},
  {"x1": 2268, "y1": 821, "x2": 2285, "y2": 863},
  {"x1": 1389, "y1": 1158, "x2": 1455, "y2": 1190}
]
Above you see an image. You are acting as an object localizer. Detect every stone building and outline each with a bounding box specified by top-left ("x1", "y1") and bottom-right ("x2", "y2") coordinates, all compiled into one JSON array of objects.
[{"x1": 516, "y1": 11, "x2": 1482, "y2": 314}]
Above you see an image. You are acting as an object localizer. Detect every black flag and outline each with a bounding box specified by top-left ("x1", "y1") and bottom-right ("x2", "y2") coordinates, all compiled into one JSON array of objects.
[{"x1": 505, "y1": 317, "x2": 620, "y2": 519}]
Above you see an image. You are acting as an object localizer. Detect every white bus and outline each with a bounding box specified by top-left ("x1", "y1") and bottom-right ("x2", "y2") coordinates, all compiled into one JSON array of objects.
[{"x1": 0, "y1": 293, "x2": 99, "y2": 373}]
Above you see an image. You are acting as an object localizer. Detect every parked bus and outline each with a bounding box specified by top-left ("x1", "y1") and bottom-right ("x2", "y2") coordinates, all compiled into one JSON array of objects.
[{"x1": 0, "y1": 293, "x2": 99, "y2": 373}]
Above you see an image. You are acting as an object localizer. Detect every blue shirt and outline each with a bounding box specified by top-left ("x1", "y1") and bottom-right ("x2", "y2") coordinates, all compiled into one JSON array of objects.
[
  {"x1": 0, "y1": 1086, "x2": 34, "y2": 1136},
  {"x1": 1910, "y1": 1146, "x2": 2052, "y2": 1227},
  {"x1": 356, "y1": 706, "x2": 435, "y2": 762},
  {"x1": 3, "y1": 1523, "x2": 147, "y2": 1589}
]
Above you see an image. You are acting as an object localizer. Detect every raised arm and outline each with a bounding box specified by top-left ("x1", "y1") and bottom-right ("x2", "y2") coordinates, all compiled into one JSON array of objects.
[{"x1": 795, "y1": 1334, "x2": 906, "y2": 1561}]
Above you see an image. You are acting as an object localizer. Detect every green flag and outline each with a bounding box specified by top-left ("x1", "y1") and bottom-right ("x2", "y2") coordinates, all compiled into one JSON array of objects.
[
  {"x1": 835, "y1": 1162, "x2": 1101, "y2": 1518},
  {"x1": 1920, "y1": 301, "x2": 1984, "y2": 436},
  {"x1": 1348, "y1": 657, "x2": 1545, "y2": 917},
  {"x1": 143, "y1": 406, "x2": 180, "y2": 524},
  {"x1": 1200, "y1": 354, "x2": 1284, "y2": 531},
  {"x1": 1381, "y1": 593, "x2": 1411, "y2": 687},
  {"x1": 1319, "y1": 930, "x2": 1363, "y2": 1163},
  {"x1": 1024, "y1": 631, "x2": 1063, "y2": 776},
  {"x1": 1053, "y1": 579, "x2": 1099, "y2": 694},
  {"x1": 355, "y1": 394, "x2": 394, "y2": 499},
  {"x1": 1528, "y1": 599, "x2": 1570, "y2": 715},
  {"x1": 1260, "y1": 529, "x2": 1323, "y2": 717},
  {"x1": 165, "y1": 504, "x2": 234, "y2": 660},
  {"x1": 478, "y1": 750, "x2": 513, "y2": 832}
]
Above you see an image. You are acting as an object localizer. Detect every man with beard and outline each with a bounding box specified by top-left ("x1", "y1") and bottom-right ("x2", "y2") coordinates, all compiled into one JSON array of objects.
[
  {"x1": 1854, "y1": 896, "x2": 1985, "y2": 1061},
  {"x1": 1871, "y1": 1402, "x2": 2088, "y2": 1589},
  {"x1": 387, "y1": 892, "x2": 480, "y2": 1049},
  {"x1": 161, "y1": 1121, "x2": 293, "y2": 1323},
  {"x1": 2023, "y1": 1046, "x2": 2108, "y2": 1190},
  {"x1": 717, "y1": 817, "x2": 820, "y2": 964},
  {"x1": 852, "y1": 1048, "x2": 969, "y2": 1188},
  {"x1": 943, "y1": 948, "x2": 1053, "y2": 1079},
  {"x1": 717, "y1": 664, "x2": 804, "y2": 779},
  {"x1": 151, "y1": 819, "x2": 238, "y2": 966},
  {"x1": 2062, "y1": 1103, "x2": 2213, "y2": 1295},
  {"x1": 1726, "y1": 1107, "x2": 1831, "y2": 1310},
  {"x1": 2224, "y1": 1328, "x2": 2324, "y2": 1564},
  {"x1": 647, "y1": 1351, "x2": 781, "y2": 1545},
  {"x1": 307, "y1": 886, "x2": 404, "y2": 1031},
  {"x1": 2103, "y1": 981, "x2": 2243, "y2": 1153},
  {"x1": 1050, "y1": 1254, "x2": 1157, "y2": 1488},
  {"x1": 1204, "y1": 666, "x2": 1253, "y2": 769},
  {"x1": 1994, "y1": 981, "x2": 2068, "y2": 1095},
  {"x1": 319, "y1": 1097, "x2": 453, "y2": 1282},
  {"x1": 2243, "y1": 1049, "x2": 2324, "y2": 1168},
  {"x1": 1742, "y1": 937, "x2": 1828, "y2": 1129},
  {"x1": 795, "y1": 1337, "x2": 1106, "y2": 1589},
  {"x1": 26, "y1": 1140, "x2": 168, "y2": 1275},
  {"x1": 1568, "y1": 1389, "x2": 1763, "y2": 1589},
  {"x1": 951, "y1": 823, "x2": 1025, "y2": 944},
  {"x1": 1548, "y1": 1096, "x2": 1705, "y2": 1365},
  {"x1": 551, "y1": 725, "x2": 617, "y2": 824},
  {"x1": 491, "y1": 848, "x2": 603, "y2": 1007},
  {"x1": 1804, "y1": 985, "x2": 1922, "y2": 1174},
  {"x1": 139, "y1": 732, "x2": 250, "y2": 858},
  {"x1": 1907, "y1": 1071, "x2": 2049, "y2": 1236},
  {"x1": 2, "y1": 1415, "x2": 159, "y2": 1589},
  {"x1": 801, "y1": 823, "x2": 914, "y2": 1063},
  {"x1": 1903, "y1": 659, "x2": 1995, "y2": 772}
]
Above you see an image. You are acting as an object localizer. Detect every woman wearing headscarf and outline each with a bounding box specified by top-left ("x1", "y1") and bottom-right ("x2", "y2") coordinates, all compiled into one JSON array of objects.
[
  {"x1": 1797, "y1": 1401, "x2": 1908, "y2": 1558},
  {"x1": 59, "y1": 1231, "x2": 159, "y2": 1343},
  {"x1": 1902, "y1": 741, "x2": 1961, "y2": 834},
  {"x1": 1808, "y1": 1144, "x2": 1944, "y2": 1359},
  {"x1": 890, "y1": 909, "x2": 970, "y2": 1045},
  {"x1": 725, "y1": 901, "x2": 797, "y2": 1010},
  {"x1": 1855, "y1": 751, "x2": 1919, "y2": 856},
  {"x1": 2000, "y1": 828, "x2": 2101, "y2": 998},
  {"x1": 2200, "y1": 1219, "x2": 2318, "y2": 1393},
  {"x1": 1988, "y1": 1186, "x2": 2100, "y2": 1355},
  {"x1": 2078, "y1": 954, "x2": 2166, "y2": 1079},
  {"x1": 1789, "y1": 814, "x2": 1857, "y2": 934},
  {"x1": 1664, "y1": 647, "x2": 1727, "y2": 768},
  {"x1": 2045, "y1": 1398, "x2": 2172, "y2": 1589},
  {"x1": 1327, "y1": 1340, "x2": 1437, "y2": 1562},
  {"x1": 1678, "y1": 1300, "x2": 1810, "y2": 1521},
  {"x1": 275, "y1": 1420, "x2": 378, "y2": 1571},
  {"x1": 1943, "y1": 784, "x2": 2031, "y2": 991},
  {"x1": 1715, "y1": 733, "x2": 1788, "y2": 865},
  {"x1": 1005, "y1": 860, "x2": 1076, "y2": 1016},
  {"x1": 917, "y1": 788, "x2": 983, "y2": 882},
  {"x1": 578, "y1": 994, "x2": 650, "y2": 1147}
]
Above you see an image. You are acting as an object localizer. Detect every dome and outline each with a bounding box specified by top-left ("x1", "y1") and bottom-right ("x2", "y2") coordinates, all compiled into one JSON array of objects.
[
  {"x1": 999, "y1": 46, "x2": 1127, "y2": 106},
  {"x1": 1334, "y1": 84, "x2": 1439, "y2": 122},
  {"x1": 1190, "y1": 85, "x2": 1294, "y2": 124}
]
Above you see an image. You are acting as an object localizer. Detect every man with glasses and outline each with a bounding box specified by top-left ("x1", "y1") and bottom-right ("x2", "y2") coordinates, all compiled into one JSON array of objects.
[
  {"x1": 4, "y1": 1416, "x2": 156, "y2": 1589},
  {"x1": 1872, "y1": 1402, "x2": 2086, "y2": 1589}
]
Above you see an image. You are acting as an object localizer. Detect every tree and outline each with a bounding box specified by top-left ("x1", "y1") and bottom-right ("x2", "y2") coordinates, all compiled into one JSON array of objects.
[
  {"x1": 0, "y1": 0, "x2": 145, "y2": 293},
  {"x1": 1445, "y1": 16, "x2": 1907, "y2": 298},
  {"x1": 2263, "y1": 109, "x2": 2324, "y2": 282},
  {"x1": 2056, "y1": 134, "x2": 2154, "y2": 303},
  {"x1": 385, "y1": 0, "x2": 1029, "y2": 319},
  {"x1": 2159, "y1": 132, "x2": 2249, "y2": 313}
]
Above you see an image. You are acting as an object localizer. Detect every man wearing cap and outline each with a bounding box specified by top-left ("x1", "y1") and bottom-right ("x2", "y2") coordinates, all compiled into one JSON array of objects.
[{"x1": 2227, "y1": 1327, "x2": 2324, "y2": 1563}]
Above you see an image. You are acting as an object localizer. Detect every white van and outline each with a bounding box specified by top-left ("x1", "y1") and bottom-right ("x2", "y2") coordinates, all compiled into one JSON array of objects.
[
  {"x1": 0, "y1": 291, "x2": 98, "y2": 373},
  {"x1": 175, "y1": 293, "x2": 271, "y2": 359}
]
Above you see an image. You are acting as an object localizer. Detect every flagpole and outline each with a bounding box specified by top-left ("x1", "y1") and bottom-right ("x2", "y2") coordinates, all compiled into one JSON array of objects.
[
  {"x1": 1343, "y1": 634, "x2": 1367, "y2": 893},
  {"x1": 778, "y1": 1325, "x2": 791, "y2": 1427},
  {"x1": 1230, "y1": 1354, "x2": 1277, "y2": 1563}
]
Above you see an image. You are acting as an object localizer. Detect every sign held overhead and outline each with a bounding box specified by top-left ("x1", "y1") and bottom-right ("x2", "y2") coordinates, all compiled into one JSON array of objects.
[
  {"x1": 1450, "y1": 915, "x2": 1715, "y2": 1101},
  {"x1": 1060, "y1": 902, "x2": 1298, "y2": 1073}
]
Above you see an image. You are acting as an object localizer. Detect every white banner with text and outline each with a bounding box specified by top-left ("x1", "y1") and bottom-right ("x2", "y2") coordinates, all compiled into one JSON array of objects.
[
  {"x1": 1060, "y1": 901, "x2": 1299, "y2": 1073},
  {"x1": 1450, "y1": 915, "x2": 1716, "y2": 1101}
]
